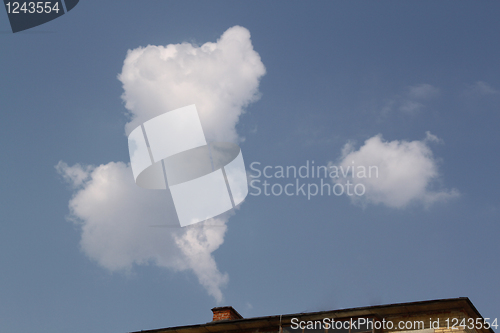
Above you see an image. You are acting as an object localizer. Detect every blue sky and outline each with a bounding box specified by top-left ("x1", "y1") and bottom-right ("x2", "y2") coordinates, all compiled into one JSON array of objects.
[{"x1": 1, "y1": 1, "x2": 499, "y2": 333}]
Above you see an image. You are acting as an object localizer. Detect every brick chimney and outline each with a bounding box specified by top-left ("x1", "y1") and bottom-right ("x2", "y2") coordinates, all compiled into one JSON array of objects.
[{"x1": 211, "y1": 306, "x2": 243, "y2": 321}]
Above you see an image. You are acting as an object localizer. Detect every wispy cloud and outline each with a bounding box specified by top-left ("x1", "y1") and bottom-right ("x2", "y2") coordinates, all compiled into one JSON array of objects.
[
  {"x1": 408, "y1": 83, "x2": 440, "y2": 100},
  {"x1": 465, "y1": 81, "x2": 499, "y2": 97},
  {"x1": 382, "y1": 83, "x2": 440, "y2": 115},
  {"x1": 332, "y1": 132, "x2": 459, "y2": 208},
  {"x1": 57, "y1": 26, "x2": 266, "y2": 302},
  {"x1": 398, "y1": 100, "x2": 424, "y2": 114}
]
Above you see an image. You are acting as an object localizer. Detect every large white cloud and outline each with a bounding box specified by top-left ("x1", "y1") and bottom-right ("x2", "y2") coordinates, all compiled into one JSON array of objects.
[
  {"x1": 332, "y1": 132, "x2": 459, "y2": 208},
  {"x1": 58, "y1": 26, "x2": 265, "y2": 302},
  {"x1": 119, "y1": 25, "x2": 266, "y2": 142}
]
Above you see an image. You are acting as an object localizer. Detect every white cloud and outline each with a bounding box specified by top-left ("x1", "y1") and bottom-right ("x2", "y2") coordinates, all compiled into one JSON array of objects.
[
  {"x1": 332, "y1": 133, "x2": 459, "y2": 208},
  {"x1": 57, "y1": 161, "x2": 230, "y2": 302},
  {"x1": 56, "y1": 161, "x2": 92, "y2": 188},
  {"x1": 119, "y1": 25, "x2": 266, "y2": 143},
  {"x1": 424, "y1": 130, "x2": 443, "y2": 144},
  {"x1": 408, "y1": 83, "x2": 440, "y2": 100},
  {"x1": 382, "y1": 83, "x2": 439, "y2": 115},
  {"x1": 58, "y1": 26, "x2": 265, "y2": 302},
  {"x1": 399, "y1": 100, "x2": 424, "y2": 114},
  {"x1": 466, "y1": 81, "x2": 499, "y2": 96}
]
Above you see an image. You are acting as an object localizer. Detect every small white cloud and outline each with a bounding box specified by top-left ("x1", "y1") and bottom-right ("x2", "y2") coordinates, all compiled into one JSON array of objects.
[
  {"x1": 424, "y1": 131, "x2": 443, "y2": 144},
  {"x1": 408, "y1": 83, "x2": 440, "y2": 100},
  {"x1": 382, "y1": 83, "x2": 439, "y2": 115},
  {"x1": 340, "y1": 140, "x2": 356, "y2": 159},
  {"x1": 466, "y1": 81, "x2": 499, "y2": 96},
  {"x1": 399, "y1": 100, "x2": 424, "y2": 114},
  {"x1": 381, "y1": 99, "x2": 395, "y2": 116},
  {"x1": 55, "y1": 161, "x2": 92, "y2": 188},
  {"x1": 332, "y1": 133, "x2": 459, "y2": 208}
]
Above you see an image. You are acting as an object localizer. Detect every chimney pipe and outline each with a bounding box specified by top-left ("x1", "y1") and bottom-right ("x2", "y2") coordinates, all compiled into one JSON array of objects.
[{"x1": 211, "y1": 306, "x2": 243, "y2": 321}]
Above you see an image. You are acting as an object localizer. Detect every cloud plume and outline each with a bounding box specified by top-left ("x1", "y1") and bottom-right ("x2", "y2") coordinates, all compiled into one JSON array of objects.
[{"x1": 58, "y1": 26, "x2": 265, "y2": 302}]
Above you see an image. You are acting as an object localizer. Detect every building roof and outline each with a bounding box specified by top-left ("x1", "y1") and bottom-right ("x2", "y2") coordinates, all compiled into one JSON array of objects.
[{"x1": 131, "y1": 297, "x2": 494, "y2": 333}]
